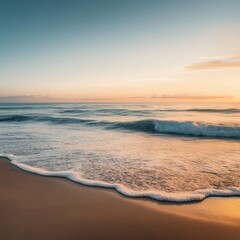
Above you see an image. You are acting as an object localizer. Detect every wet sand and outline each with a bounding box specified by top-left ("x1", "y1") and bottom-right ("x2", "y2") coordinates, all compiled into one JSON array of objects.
[{"x1": 1, "y1": 156, "x2": 240, "y2": 240}]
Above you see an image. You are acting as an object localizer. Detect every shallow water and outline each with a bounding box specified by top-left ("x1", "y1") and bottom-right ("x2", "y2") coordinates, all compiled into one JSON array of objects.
[{"x1": 0, "y1": 102, "x2": 240, "y2": 202}]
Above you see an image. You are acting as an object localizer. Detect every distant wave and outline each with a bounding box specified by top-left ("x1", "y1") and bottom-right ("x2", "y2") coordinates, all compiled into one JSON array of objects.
[
  {"x1": 0, "y1": 106, "x2": 34, "y2": 110},
  {"x1": 183, "y1": 108, "x2": 240, "y2": 114},
  {"x1": 96, "y1": 108, "x2": 152, "y2": 116},
  {"x1": 3, "y1": 157, "x2": 240, "y2": 203},
  {"x1": 60, "y1": 107, "x2": 240, "y2": 115},
  {"x1": 1, "y1": 114, "x2": 239, "y2": 139},
  {"x1": 0, "y1": 115, "x2": 32, "y2": 122},
  {"x1": 1, "y1": 104, "x2": 239, "y2": 115},
  {"x1": 0, "y1": 105, "x2": 63, "y2": 111},
  {"x1": 0, "y1": 115, "x2": 97, "y2": 125},
  {"x1": 60, "y1": 109, "x2": 90, "y2": 114},
  {"x1": 152, "y1": 108, "x2": 240, "y2": 114},
  {"x1": 60, "y1": 108, "x2": 152, "y2": 116}
]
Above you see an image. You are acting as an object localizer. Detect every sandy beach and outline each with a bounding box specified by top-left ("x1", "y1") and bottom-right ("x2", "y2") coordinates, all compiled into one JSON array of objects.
[
  {"x1": 0, "y1": 156, "x2": 240, "y2": 240},
  {"x1": 1, "y1": 0, "x2": 240, "y2": 238}
]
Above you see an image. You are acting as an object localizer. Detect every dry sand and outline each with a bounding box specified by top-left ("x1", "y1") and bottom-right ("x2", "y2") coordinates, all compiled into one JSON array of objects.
[{"x1": 1, "y1": 156, "x2": 240, "y2": 240}]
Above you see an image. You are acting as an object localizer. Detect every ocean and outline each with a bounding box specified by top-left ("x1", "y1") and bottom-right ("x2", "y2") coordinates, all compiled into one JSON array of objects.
[{"x1": 0, "y1": 102, "x2": 240, "y2": 202}]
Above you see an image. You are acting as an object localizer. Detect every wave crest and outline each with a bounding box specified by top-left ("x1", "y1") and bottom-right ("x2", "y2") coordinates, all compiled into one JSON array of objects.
[
  {"x1": 0, "y1": 114, "x2": 239, "y2": 139},
  {"x1": 154, "y1": 120, "x2": 240, "y2": 138},
  {"x1": 111, "y1": 119, "x2": 240, "y2": 138}
]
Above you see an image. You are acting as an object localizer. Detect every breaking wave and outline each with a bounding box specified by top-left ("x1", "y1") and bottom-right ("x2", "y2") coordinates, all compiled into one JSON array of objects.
[
  {"x1": 0, "y1": 114, "x2": 239, "y2": 138},
  {"x1": 110, "y1": 120, "x2": 240, "y2": 139}
]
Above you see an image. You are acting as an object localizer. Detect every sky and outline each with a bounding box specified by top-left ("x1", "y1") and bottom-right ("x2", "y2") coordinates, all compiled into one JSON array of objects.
[{"x1": 0, "y1": 0, "x2": 240, "y2": 102}]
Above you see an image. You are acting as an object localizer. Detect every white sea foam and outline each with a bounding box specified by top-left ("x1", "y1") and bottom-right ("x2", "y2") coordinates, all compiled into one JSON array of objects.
[
  {"x1": 1, "y1": 155, "x2": 239, "y2": 203},
  {"x1": 154, "y1": 120, "x2": 240, "y2": 138}
]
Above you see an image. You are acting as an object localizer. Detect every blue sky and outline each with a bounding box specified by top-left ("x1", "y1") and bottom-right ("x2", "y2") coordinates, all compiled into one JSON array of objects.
[{"x1": 1, "y1": 0, "x2": 240, "y2": 102}]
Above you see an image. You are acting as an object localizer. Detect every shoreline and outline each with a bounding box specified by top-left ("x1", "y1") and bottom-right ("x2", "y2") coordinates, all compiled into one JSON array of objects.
[
  {"x1": 1, "y1": 156, "x2": 240, "y2": 239},
  {"x1": 4, "y1": 155, "x2": 240, "y2": 204}
]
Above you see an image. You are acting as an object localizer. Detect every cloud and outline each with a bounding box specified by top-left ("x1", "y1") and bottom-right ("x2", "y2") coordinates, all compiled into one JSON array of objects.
[
  {"x1": 0, "y1": 95, "x2": 122, "y2": 103},
  {"x1": 73, "y1": 97, "x2": 120, "y2": 101},
  {"x1": 0, "y1": 95, "x2": 64, "y2": 103},
  {"x1": 0, "y1": 94, "x2": 234, "y2": 103},
  {"x1": 150, "y1": 94, "x2": 232, "y2": 100},
  {"x1": 131, "y1": 94, "x2": 233, "y2": 100},
  {"x1": 186, "y1": 54, "x2": 240, "y2": 71}
]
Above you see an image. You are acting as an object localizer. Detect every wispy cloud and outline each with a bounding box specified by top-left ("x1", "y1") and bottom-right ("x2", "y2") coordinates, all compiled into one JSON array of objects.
[
  {"x1": 73, "y1": 97, "x2": 120, "y2": 102},
  {"x1": 0, "y1": 95, "x2": 64, "y2": 103},
  {"x1": 0, "y1": 94, "x2": 234, "y2": 103},
  {"x1": 0, "y1": 95, "x2": 123, "y2": 103},
  {"x1": 186, "y1": 54, "x2": 240, "y2": 71},
  {"x1": 150, "y1": 94, "x2": 233, "y2": 100},
  {"x1": 131, "y1": 95, "x2": 233, "y2": 100}
]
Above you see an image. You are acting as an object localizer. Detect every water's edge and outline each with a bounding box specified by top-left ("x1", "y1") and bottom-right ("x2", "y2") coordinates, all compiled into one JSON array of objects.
[{"x1": 1, "y1": 154, "x2": 240, "y2": 204}]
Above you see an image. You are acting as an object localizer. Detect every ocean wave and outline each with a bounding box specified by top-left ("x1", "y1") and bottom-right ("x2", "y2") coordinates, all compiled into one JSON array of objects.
[
  {"x1": 60, "y1": 107, "x2": 240, "y2": 115},
  {"x1": 0, "y1": 115, "x2": 33, "y2": 122},
  {"x1": 1, "y1": 105, "x2": 239, "y2": 116},
  {"x1": 0, "y1": 105, "x2": 64, "y2": 111},
  {"x1": 59, "y1": 109, "x2": 90, "y2": 114},
  {"x1": 153, "y1": 120, "x2": 240, "y2": 138},
  {"x1": 96, "y1": 108, "x2": 152, "y2": 116},
  {"x1": 153, "y1": 108, "x2": 240, "y2": 114},
  {"x1": 2, "y1": 157, "x2": 240, "y2": 203},
  {"x1": 183, "y1": 108, "x2": 240, "y2": 114},
  {"x1": 1, "y1": 114, "x2": 239, "y2": 138},
  {"x1": 0, "y1": 106, "x2": 34, "y2": 110},
  {"x1": 0, "y1": 115, "x2": 97, "y2": 125},
  {"x1": 111, "y1": 119, "x2": 240, "y2": 138}
]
